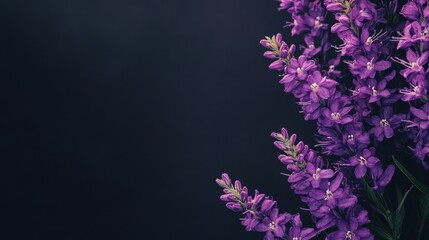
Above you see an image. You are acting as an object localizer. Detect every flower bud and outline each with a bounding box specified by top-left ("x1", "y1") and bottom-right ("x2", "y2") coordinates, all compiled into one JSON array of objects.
[
  {"x1": 275, "y1": 33, "x2": 283, "y2": 46},
  {"x1": 289, "y1": 134, "x2": 297, "y2": 145},
  {"x1": 226, "y1": 202, "x2": 242, "y2": 212},
  {"x1": 279, "y1": 154, "x2": 294, "y2": 164},
  {"x1": 260, "y1": 38, "x2": 271, "y2": 48},
  {"x1": 234, "y1": 180, "x2": 242, "y2": 191},
  {"x1": 269, "y1": 59, "x2": 284, "y2": 70},
  {"x1": 263, "y1": 51, "x2": 277, "y2": 59},
  {"x1": 274, "y1": 141, "x2": 286, "y2": 150},
  {"x1": 221, "y1": 173, "x2": 231, "y2": 186},
  {"x1": 220, "y1": 193, "x2": 236, "y2": 202}
]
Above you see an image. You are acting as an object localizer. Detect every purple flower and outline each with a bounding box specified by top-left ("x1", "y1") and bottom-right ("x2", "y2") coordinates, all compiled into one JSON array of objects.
[
  {"x1": 393, "y1": 21, "x2": 429, "y2": 49},
  {"x1": 410, "y1": 104, "x2": 429, "y2": 130},
  {"x1": 321, "y1": 94, "x2": 354, "y2": 126},
  {"x1": 410, "y1": 140, "x2": 429, "y2": 169},
  {"x1": 367, "y1": 107, "x2": 405, "y2": 141},
  {"x1": 306, "y1": 162, "x2": 335, "y2": 188},
  {"x1": 399, "y1": 73, "x2": 427, "y2": 101},
  {"x1": 349, "y1": 148, "x2": 380, "y2": 179},
  {"x1": 342, "y1": 122, "x2": 370, "y2": 151},
  {"x1": 282, "y1": 55, "x2": 317, "y2": 83},
  {"x1": 302, "y1": 34, "x2": 322, "y2": 57},
  {"x1": 337, "y1": 31, "x2": 360, "y2": 56},
  {"x1": 393, "y1": 49, "x2": 428, "y2": 78},
  {"x1": 354, "y1": 54, "x2": 391, "y2": 79},
  {"x1": 309, "y1": 173, "x2": 357, "y2": 209},
  {"x1": 370, "y1": 164, "x2": 395, "y2": 190},
  {"x1": 302, "y1": 71, "x2": 337, "y2": 101},
  {"x1": 286, "y1": 214, "x2": 318, "y2": 240},
  {"x1": 278, "y1": 0, "x2": 294, "y2": 11},
  {"x1": 255, "y1": 208, "x2": 291, "y2": 240},
  {"x1": 350, "y1": 1, "x2": 376, "y2": 27},
  {"x1": 360, "y1": 27, "x2": 386, "y2": 52}
]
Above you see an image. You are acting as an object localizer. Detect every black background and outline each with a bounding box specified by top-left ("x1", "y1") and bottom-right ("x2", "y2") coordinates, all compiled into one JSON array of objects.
[{"x1": 1, "y1": 1, "x2": 317, "y2": 239}]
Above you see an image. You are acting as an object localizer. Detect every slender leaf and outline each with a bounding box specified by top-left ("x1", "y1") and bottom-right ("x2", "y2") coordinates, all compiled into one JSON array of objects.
[
  {"x1": 417, "y1": 194, "x2": 429, "y2": 240},
  {"x1": 392, "y1": 186, "x2": 413, "y2": 239},
  {"x1": 368, "y1": 224, "x2": 394, "y2": 240},
  {"x1": 392, "y1": 156, "x2": 429, "y2": 195}
]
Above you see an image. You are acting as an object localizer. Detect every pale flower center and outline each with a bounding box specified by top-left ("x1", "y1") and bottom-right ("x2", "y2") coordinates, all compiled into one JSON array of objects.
[
  {"x1": 367, "y1": 59, "x2": 374, "y2": 70},
  {"x1": 297, "y1": 67, "x2": 304, "y2": 74},
  {"x1": 313, "y1": 168, "x2": 321, "y2": 180},
  {"x1": 308, "y1": 44, "x2": 315, "y2": 49},
  {"x1": 380, "y1": 119, "x2": 390, "y2": 127},
  {"x1": 269, "y1": 221, "x2": 276, "y2": 230},
  {"x1": 325, "y1": 189, "x2": 333, "y2": 200},
  {"x1": 359, "y1": 156, "x2": 367, "y2": 165},
  {"x1": 331, "y1": 112, "x2": 341, "y2": 120},
  {"x1": 310, "y1": 83, "x2": 319, "y2": 92},
  {"x1": 371, "y1": 86, "x2": 378, "y2": 96},
  {"x1": 346, "y1": 231, "x2": 355, "y2": 239},
  {"x1": 411, "y1": 61, "x2": 419, "y2": 70},
  {"x1": 347, "y1": 134, "x2": 354, "y2": 143},
  {"x1": 366, "y1": 37, "x2": 373, "y2": 45},
  {"x1": 293, "y1": 238, "x2": 302, "y2": 240},
  {"x1": 329, "y1": 65, "x2": 335, "y2": 72},
  {"x1": 315, "y1": 17, "x2": 321, "y2": 28},
  {"x1": 414, "y1": 85, "x2": 420, "y2": 93}
]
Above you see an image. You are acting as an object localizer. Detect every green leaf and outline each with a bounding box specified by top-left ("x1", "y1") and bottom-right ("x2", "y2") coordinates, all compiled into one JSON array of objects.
[
  {"x1": 417, "y1": 194, "x2": 429, "y2": 240},
  {"x1": 392, "y1": 186, "x2": 413, "y2": 239},
  {"x1": 362, "y1": 178, "x2": 387, "y2": 213},
  {"x1": 368, "y1": 224, "x2": 394, "y2": 240},
  {"x1": 392, "y1": 156, "x2": 429, "y2": 195}
]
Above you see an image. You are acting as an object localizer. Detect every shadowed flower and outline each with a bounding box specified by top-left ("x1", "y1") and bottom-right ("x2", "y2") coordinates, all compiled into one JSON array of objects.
[
  {"x1": 255, "y1": 208, "x2": 291, "y2": 240},
  {"x1": 349, "y1": 148, "x2": 380, "y2": 178},
  {"x1": 367, "y1": 107, "x2": 405, "y2": 141}
]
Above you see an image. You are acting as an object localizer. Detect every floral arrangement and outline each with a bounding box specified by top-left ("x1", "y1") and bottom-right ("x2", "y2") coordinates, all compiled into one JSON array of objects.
[{"x1": 216, "y1": 0, "x2": 429, "y2": 239}]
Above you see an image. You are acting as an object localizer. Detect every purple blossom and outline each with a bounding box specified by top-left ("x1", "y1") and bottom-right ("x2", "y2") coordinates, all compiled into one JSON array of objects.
[
  {"x1": 255, "y1": 208, "x2": 291, "y2": 240},
  {"x1": 359, "y1": 78, "x2": 391, "y2": 103},
  {"x1": 393, "y1": 49, "x2": 429, "y2": 78},
  {"x1": 360, "y1": 27, "x2": 386, "y2": 52},
  {"x1": 286, "y1": 214, "x2": 318, "y2": 240},
  {"x1": 326, "y1": 217, "x2": 373, "y2": 240},
  {"x1": 282, "y1": 55, "x2": 317, "y2": 82},
  {"x1": 306, "y1": 162, "x2": 335, "y2": 188},
  {"x1": 393, "y1": 21, "x2": 429, "y2": 49},
  {"x1": 367, "y1": 107, "x2": 405, "y2": 141},
  {"x1": 342, "y1": 122, "x2": 370, "y2": 151},
  {"x1": 410, "y1": 140, "x2": 429, "y2": 169},
  {"x1": 321, "y1": 95, "x2": 354, "y2": 126},
  {"x1": 350, "y1": 0, "x2": 377, "y2": 27},
  {"x1": 370, "y1": 164, "x2": 395, "y2": 190},
  {"x1": 401, "y1": 1, "x2": 421, "y2": 20},
  {"x1": 301, "y1": 71, "x2": 337, "y2": 101},
  {"x1": 349, "y1": 148, "x2": 380, "y2": 178},
  {"x1": 308, "y1": 173, "x2": 357, "y2": 209},
  {"x1": 409, "y1": 104, "x2": 429, "y2": 130},
  {"x1": 353, "y1": 54, "x2": 391, "y2": 79}
]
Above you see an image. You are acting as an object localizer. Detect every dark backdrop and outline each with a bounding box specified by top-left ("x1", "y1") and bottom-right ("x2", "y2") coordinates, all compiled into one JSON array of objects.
[{"x1": 0, "y1": 1, "x2": 316, "y2": 239}]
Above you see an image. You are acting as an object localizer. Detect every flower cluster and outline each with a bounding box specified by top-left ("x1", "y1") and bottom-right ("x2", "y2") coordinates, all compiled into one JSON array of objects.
[
  {"x1": 394, "y1": 0, "x2": 429, "y2": 169},
  {"x1": 272, "y1": 129, "x2": 373, "y2": 239},
  {"x1": 260, "y1": 0, "x2": 396, "y2": 187},
  {"x1": 217, "y1": 0, "x2": 429, "y2": 239}
]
